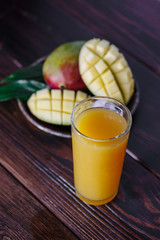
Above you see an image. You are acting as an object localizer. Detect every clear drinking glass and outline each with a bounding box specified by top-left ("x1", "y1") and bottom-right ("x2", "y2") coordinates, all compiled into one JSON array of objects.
[{"x1": 71, "y1": 96, "x2": 132, "y2": 205}]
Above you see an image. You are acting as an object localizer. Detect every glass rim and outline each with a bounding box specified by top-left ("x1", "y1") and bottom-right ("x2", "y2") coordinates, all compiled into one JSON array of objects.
[{"x1": 71, "y1": 96, "x2": 132, "y2": 142}]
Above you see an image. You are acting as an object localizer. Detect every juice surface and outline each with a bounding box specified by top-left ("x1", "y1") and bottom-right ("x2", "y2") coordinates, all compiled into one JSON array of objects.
[
  {"x1": 76, "y1": 108, "x2": 127, "y2": 139},
  {"x1": 72, "y1": 107, "x2": 129, "y2": 205}
]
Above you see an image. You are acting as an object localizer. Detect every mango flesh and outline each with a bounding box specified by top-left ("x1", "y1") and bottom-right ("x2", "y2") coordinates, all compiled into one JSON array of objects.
[
  {"x1": 79, "y1": 38, "x2": 135, "y2": 104},
  {"x1": 27, "y1": 88, "x2": 89, "y2": 125},
  {"x1": 43, "y1": 41, "x2": 87, "y2": 91}
]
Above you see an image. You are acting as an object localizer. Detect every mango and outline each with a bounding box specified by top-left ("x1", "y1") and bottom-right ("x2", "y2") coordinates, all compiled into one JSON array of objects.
[
  {"x1": 79, "y1": 38, "x2": 135, "y2": 104},
  {"x1": 27, "y1": 88, "x2": 89, "y2": 125},
  {"x1": 43, "y1": 41, "x2": 87, "y2": 91}
]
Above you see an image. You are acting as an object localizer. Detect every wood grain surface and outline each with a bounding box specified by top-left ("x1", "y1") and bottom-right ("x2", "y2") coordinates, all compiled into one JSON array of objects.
[
  {"x1": 0, "y1": 0, "x2": 160, "y2": 239},
  {"x1": 0, "y1": 166, "x2": 78, "y2": 240}
]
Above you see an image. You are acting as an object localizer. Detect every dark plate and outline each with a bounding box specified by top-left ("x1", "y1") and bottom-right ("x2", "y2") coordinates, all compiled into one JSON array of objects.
[{"x1": 18, "y1": 81, "x2": 139, "y2": 138}]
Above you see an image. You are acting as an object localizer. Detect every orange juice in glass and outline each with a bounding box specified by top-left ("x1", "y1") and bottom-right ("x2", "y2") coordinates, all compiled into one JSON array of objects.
[{"x1": 71, "y1": 97, "x2": 132, "y2": 205}]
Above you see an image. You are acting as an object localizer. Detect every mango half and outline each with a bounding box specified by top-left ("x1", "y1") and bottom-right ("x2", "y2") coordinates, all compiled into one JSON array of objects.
[
  {"x1": 79, "y1": 38, "x2": 135, "y2": 104},
  {"x1": 27, "y1": 88, "x2": 89, "y2": 125}
]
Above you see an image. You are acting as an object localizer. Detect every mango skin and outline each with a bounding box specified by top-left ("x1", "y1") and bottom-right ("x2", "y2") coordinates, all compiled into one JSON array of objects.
[{"x1": 43, "y1": 41, "x2": 87, "y2": 91}]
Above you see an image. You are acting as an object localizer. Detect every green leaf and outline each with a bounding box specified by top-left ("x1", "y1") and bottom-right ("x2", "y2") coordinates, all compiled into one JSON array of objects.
[
  {"x1": 0, "y1": 80, "x2": 46, "y2": 102},
  {"x1": 2, "y1": 61, "x2": 44, "y2": 83}
]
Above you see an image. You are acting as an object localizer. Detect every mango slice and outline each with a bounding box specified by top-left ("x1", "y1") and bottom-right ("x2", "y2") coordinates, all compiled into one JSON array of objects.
[
  {"x1": 27, "y1": 88, "x2": 89, "y2": 125},
  {"x1": 79, "y1": 38, "x2": 135, "y2": 104}
]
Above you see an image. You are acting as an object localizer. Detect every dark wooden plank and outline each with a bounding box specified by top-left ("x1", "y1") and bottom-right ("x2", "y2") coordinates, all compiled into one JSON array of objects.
[
  {"x1": 0, "y1": 101, "x2": 160, "y2": 239},
  {"x1": 0, "y1": 0, "x2": 94, "y2": 66},
  {"x1": 125, "y1": 57, "x2": 160, "y2": 176},
  {"x1": 0, "y1": 165, "x2": 78, "y2": 240},
  {"x1": 0, "y1": 50, "x2": 20, "y2": 79},
  {"x1": 50, "y1": 0, "x2": 160, "y2": 75}
]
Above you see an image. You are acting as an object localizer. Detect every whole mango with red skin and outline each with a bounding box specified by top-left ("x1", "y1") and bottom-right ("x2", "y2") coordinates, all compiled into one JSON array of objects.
[{"x1": 43, "y1": 41, "x2": 87, "y2": 91}]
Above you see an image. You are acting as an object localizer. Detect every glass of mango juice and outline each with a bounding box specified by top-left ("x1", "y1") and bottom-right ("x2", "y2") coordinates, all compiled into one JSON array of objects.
[{"x1": 71, "y1": 96, "x2": 132, "y2": 205}]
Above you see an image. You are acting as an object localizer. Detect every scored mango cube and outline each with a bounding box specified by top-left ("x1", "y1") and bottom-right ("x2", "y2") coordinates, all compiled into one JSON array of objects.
[
  {"x1": 63, "y1": 89, "x2": 75, "y2": 101},
  {"x1": 79, "y1": 38, "x2": 135, "y2": 104},
  {"x1": 82, "y1": 67, "x2": 99, "y2": 85},
  {"x1": 74, "y1": 91, "x2": 88, "y2": 107},
  {"x1": 86, "y1": 38, "x2": 100, "y2": 51},
  {"x1": 51, "y1": 100, "x2": 61, "y2": 111},
  {"x1": 62, "y1": 100, "x2": 74, "y2": 114},
  {"x1": 36, "y1": 88, "x2": 50, "y2": 99},
  {"x1": 89, "y1": 77, "x2": 104, "y2": 93},
  {"x1": 37, "y1": 100, "x2": 51, "y2": 110},
  {"x1": 51, "y1": 89, "x2": 62, "y2": 99},
  {"x1": 101, "y1": 69, "x2": 114, "y2": 85},
  {"x1": 95, "y1": 59, "x2": 108, "y2": 74},
  {"x1": 62, "y1": 112, "x2": 71, "y2": 126},
  {"x1": 96, "y1": 39, "x2": 110, "y2": 57},
  {"x1": 85, "y1": 51, "x2": 99, "y2": 65},
  {"x1": 111, "y1": 55, "x2": 127, "y2": 72},
  {"x1": 51, "y1": 111, "x2": 62, "y2": 125},
  {"x1": 103, "y1": 45, "x2": 119, "y2": 65},
  {"x1": 116, "y1": 67, "x2": 133, "y2": 83},
  {"x1": 96, "y1": 88, "x2": 107, "y2": 96},
  {"x1": 36, "y1": 109, "x2": 52, "y2": 123},
  {"x1": 76, "y1": 91, "x2": 88, "y2": 102},
  {"x1": 51, "y1": 89, "x2": 62, "y2": 111}
]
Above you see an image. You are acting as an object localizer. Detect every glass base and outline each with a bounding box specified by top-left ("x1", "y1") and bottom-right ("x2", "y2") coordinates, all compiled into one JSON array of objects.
[{"x1": 76, "y1": 190, "x2": 117, "y2": 205}]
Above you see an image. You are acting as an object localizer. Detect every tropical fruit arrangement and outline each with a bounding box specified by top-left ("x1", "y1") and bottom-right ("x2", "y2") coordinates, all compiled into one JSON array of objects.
[{"x1": 0, "y1": 38, "x2": 135, "y2": 126}]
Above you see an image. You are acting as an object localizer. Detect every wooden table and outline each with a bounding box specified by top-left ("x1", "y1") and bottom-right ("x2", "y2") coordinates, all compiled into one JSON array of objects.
[{"x1": 0, "y1": 0, "x2": 160, "y2": 239}]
